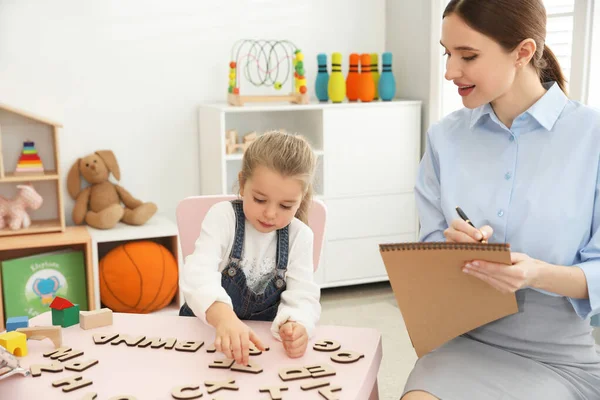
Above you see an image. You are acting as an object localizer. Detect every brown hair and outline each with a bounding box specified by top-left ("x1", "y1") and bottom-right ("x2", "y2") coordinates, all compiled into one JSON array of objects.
[
  {"x1": 238, "y1": 130, "x2": 317, "y2": 224},
  {"x1": 443, "y1": 0, "x2": 567, "y2": 94}
]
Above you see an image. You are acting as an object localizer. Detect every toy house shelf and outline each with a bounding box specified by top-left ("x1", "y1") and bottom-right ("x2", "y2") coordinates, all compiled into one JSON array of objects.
[
  {"x1": 198, "y1": 100, "x2": 422, "y2": 288},
  {"x1": 0, "y1": 226, "x2": 95, "y2": 331},
  {"x1": 0, "y1": 102, "x2": 65, "y2": 237}
]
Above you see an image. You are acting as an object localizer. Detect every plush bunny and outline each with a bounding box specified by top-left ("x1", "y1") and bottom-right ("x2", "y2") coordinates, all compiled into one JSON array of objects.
[
  {"x1": 67, "y1": 150, "x2": 157, "y2": 230},
  {"x1": 0, "y1": 184, "x2": 44, "y2": 230}
]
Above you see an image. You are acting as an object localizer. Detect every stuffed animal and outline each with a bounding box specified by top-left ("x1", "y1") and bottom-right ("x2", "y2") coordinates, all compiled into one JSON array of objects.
[
  {"x1": 0, "y1": 184, "x2": 44, "y2": 230},
  {"x1": 67, "y1": 150, "x2": 157, "y2": 230}
]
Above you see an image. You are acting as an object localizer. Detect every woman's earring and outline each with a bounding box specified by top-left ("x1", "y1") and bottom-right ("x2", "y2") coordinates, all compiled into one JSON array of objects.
[{"x1": 517, "y1": 62, "x2": 522, "y2": 68}]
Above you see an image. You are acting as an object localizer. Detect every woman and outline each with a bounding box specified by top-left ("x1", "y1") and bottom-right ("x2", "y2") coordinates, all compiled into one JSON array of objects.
[{"x1": 403, "y1": 1, "x2": 600, "y2": 399}]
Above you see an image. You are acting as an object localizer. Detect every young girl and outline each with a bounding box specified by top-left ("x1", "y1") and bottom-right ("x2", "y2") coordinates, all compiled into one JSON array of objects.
[
  {"x1": 403, "y1": 1, "x2": 600, "y2": 399},
  {"x1": 179, "y1": 130, "x2": 321, "y2": 366}
]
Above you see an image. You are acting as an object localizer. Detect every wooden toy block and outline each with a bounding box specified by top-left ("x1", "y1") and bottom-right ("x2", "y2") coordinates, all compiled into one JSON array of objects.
[
  {"x1": 306, "y1": 363, "x2": 337, "y2": 378},
  {"x1": 174, "y1": 340, "x2": 204, "y2": 352},
  {"x1": 171, "y1": 385, "x2": 203, "y2": 399},
  {"x1": 138, "y1": 337, "x2": 177, "y2": 349},
  {"x1": 64, "y1": 359, "x2": 99, "y2": 372},
  {"x1": 43, "y1": 346, "x2": 84, "y2": 362},
  {"x1": 225, "y1": 130, "x2": 239, "y2": 154},
  {"x1": 330, "y1": 350, "x2": 364, "y2": 364},
  {"x1": 16, "y1": 325, "x2": 62, "y2": 348},
  {"x1": 301, "y1": 379, "x2": 331, "y2": 390},
  {"x1": 259, "y1": 385, "x2": 288, "y2": 399},
  {"x1": 204, "y1": 378, "x2": 238, "y2": 394},
  {"x1": 318, "y1": 385, "x2": 342, "y2": 400},
  {"x1": 52, "y1": 304, "x2": 80, "y2": 328},
  {"x1": 52, "y1": 374, "x2": 93, "y2": 392},
  {"x1": 93, "y1": 332, "x2": 119, "y2": 344},
  {"x1": 80, "y1": 308, "x2": 113, "y2": 330},
  {"x1": 110, "y1": 334, "x2": 146, "y2": 347},
  {"x1": 209, "y1": 358, "x2": 235, "y2": 369},
  {"x1": 231, "y1": 360, "x2": 263, "y2": 374},
  {"x1": 6, "y1": 316, "x2": 29, "y2": 332},
  {"x1": 313, "y1": 339, "x2": 341, "y2": 352},
  {"x1": 278, "y1": 366, "x2": 311, "y2": 381},
  {"x1": 0, "y1": 331, "x2": 28, "y2": 356},
  {"x1": 29, "y1": 361, "x2": 63, "y2": 377}
]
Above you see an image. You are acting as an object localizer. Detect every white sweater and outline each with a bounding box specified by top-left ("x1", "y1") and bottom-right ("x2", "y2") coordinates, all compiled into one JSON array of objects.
[{"x1": 180, "y1": 201, "x2": 321, "y2": 340}]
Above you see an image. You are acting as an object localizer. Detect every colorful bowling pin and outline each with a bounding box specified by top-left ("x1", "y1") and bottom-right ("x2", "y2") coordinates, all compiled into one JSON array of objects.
[
  {"x1": 346, "y1": 53, "x2": 360, "y2": 101},
  {"x1": 371, "y1": 53, "x2": 380, "y2": 100},
  {"x1": 358, "y1": 53, "x2": 375, "y2": 102},
  {"x1": 378, "y1": 52, "x2": 396, "y2": 101},
  {"x1": 315, "y1": 53, "x2": 329, "y2": 102},
  {"x1": 328, "y1": 52, "x2": 346, "y2": 103}
]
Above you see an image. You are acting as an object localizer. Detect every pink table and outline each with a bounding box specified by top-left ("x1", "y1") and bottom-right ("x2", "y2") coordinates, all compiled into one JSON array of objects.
[{"x1": 2, "y1": 312, "x2": 382, "y2": 399}]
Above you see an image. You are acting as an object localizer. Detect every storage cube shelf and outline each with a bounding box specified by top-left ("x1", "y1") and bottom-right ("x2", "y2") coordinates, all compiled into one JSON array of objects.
[
  {"x1": 0, "y1": 103, "x2": 65, "y2": 236},
  {"x1": 199, "y1": 100, "x2": 422, "y2": 288}
]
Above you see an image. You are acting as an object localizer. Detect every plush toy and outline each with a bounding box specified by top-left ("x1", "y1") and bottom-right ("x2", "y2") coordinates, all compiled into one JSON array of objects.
[
  {"x1": 67, "y1": 150, "x2": 157, "y2": 230},
  {"x1": 0, "y1": 184, "x2": 44, "y2": 230}
]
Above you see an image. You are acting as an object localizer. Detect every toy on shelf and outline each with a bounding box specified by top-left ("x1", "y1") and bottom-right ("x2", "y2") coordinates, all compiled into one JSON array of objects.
[
  {"x1": 225, "y1": 130, "x2": 257, "y2": 155},
  {"x1": 6, "y1": 316, "x2": 29, "y2": 332},
  {"x1": 371, "y1": 53, "x2": 380, "y2": 100},
  {"x1": 0, "y1": 184, "x2": 44, "y2": 230},
  {"x1": 346, "y1": 53, "x2": 360, "y2": 102},
  {"x1": 227, "y1": 39, "x2": 309, "y2": 106},
  {"x1": 315, "y1": 53, "x2": 329, "y2": 102},
  {"x1": 80, "y1": 308, "x2": 113, "y2": 330},
  {"x1": 16, "y1": 326, "x2": 62, "y2": 348},
  {"x1": 378, "y1": 52, "x2": 396, "y2": 101},
  {"x1": 358, "y1": 53, "x2": 375, "y2": 102},
  {"x1": 0, "y1": 331, "x2": 28, "y2": 357},
  {"x1": 67, "y1": 150, "x2": 158, "y2": 230},
  {"x1": 14, "y1": 141, "x2": 44, "y2": 175},
  {"x1": 328, "y1": 52, "x2": 346, "y2": 103},
  {"x1": 50, "y1": 296, "x2": 80, "y2": 328}
]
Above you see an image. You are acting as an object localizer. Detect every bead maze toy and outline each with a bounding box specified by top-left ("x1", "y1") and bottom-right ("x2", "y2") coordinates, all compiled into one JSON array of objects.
[{"x1": 227, "y1": 39, "x2": 309, "y2": 106}]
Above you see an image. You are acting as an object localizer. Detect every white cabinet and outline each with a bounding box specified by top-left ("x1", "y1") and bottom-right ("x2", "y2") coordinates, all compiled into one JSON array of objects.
[{"x1": 198, "y1": 101, "x2": 421, "y2": 288}]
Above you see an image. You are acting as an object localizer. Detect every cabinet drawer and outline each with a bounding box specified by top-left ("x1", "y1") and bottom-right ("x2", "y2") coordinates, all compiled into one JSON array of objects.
[
  {"x1": 325, "y1": 194, "x2": 416, "y2": 240},
  {"x1": 322, "y1": 105, "x2": 420, "y2": 197},
  {"x1": 324, "y1": 233, "x2": 417, "y2": 283}
]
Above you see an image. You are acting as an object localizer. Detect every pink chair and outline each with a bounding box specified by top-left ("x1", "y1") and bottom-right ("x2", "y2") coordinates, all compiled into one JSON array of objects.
[{"x1": 176, "y1": 195, "x2": 327, "y2": 271}]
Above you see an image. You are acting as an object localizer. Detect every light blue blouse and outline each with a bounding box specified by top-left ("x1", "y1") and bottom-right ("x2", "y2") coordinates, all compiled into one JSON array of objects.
[{"x1": 415, "y1": 81, "x2": 600, "y2": 323}]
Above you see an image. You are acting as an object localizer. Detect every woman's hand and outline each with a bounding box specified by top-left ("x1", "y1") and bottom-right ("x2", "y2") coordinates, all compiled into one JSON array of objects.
[
  {"x1": 444, "y1": 218, "x2": 493, "y2": 243},
  {"x1": 463, "y1": 252, "x2": 544, "y2": 294},
  {"x1": 279, "y1": 321, "x2": 308, "y2": 358}
]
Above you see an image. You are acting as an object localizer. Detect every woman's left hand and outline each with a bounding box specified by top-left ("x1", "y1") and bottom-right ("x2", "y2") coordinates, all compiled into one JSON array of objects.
[{"x1": 463, "y1": 252, "x2": 545, "y2": 293}]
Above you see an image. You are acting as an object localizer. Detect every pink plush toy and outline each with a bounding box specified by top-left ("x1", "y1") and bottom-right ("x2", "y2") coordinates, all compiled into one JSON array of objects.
[{"x1": 0, "y1": 184, "x2": 44, "y2": 230}]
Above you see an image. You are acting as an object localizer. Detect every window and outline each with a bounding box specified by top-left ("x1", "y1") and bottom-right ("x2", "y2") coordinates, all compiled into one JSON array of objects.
[{"x1": 588, "y1": 1, "x2": 600, "y2": 108}]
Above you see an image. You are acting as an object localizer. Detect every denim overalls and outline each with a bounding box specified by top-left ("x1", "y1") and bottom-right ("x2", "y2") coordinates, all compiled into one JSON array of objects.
[{"x1": 179, "y1": 200, "x2": 289, "y2": 321}]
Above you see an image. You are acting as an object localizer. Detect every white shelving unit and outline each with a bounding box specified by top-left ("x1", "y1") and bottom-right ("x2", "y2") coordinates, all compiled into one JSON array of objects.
[{"x1": 198, "y1": 100, "x2": 422, "y2": 288}]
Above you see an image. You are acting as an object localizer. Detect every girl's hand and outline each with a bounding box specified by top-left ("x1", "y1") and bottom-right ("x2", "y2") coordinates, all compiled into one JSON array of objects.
[
  {"x1": 279, "y1": 321, "x2": 308, "y2": 358},
  {"x1": 445, "y1": 218, "x2": 493, "y2": 243},
  {"x1": 463, "y1": 252, "x2": 544, "y2": 293},
  {"x1": 214, "y1": 315, "x2": 266, "y2": 366}
]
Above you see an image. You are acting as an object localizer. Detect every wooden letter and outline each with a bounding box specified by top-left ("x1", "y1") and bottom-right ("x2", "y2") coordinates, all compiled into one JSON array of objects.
[
  {"x1": 171, "y1": 385, "x2": 203, "y2": 399},
  {"x1": 313, "y1": 339, "x2": 341, "y2": 352},
  {"x1": 43, "y1": 347, "x2": 84, "y2": 362},
  {"x1": 209, "y1": 358, "x2": 235, "y2": 369},
  {"x1": 301, "y1": 379, "x2": 331, "y2": 390},
  {"x1": 138, "y1": 337, "x2": 177, "y2": 349},
  {"x1": 278, "y1": 366, "x2": 312, "y2": 381},
  {"x1": 259, "y1": 385, "x2": 288, "y2": 399},
  {"x1": 52, "y1": 374, "x2": 93, "y2": 392},
  {"x1": 204, "y1": 379, "x2": 238, "y2": 394},
  {"x1": 80, "y1": 394, "x2": 98, "y2": 400},
  {"x1": 306, "y1": 363, "x2": 336, "y2": 378},
  {"x1": 318, "y1": 385, "x2": 342, "y2": 400},
  {"x1": 330, "y1": 350, "x2": 364, "y2": 364},
  {"x1": 175, "y1": 340, "x2": 204, "y2": 352},
  {"x1": 29, "y1": 361, "x2": 63, "y2": 377},
  {"x1": 111, "y1": 334, "x2": 146, "y2": 347},
  {"x1": 231, "y1": 361, "x2": 263, "y2": 374},
  {"x1": 64, "y1": 359, "x2": 99, "y2": 372},
  {"x1": 93, "y1": 332, "x2": 119, "y2": 344}
]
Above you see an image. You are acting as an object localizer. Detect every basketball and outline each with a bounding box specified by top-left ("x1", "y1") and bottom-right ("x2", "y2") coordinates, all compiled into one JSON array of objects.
[{"x1": 99, "y1": 241, "x2": 178, "y2": 313}]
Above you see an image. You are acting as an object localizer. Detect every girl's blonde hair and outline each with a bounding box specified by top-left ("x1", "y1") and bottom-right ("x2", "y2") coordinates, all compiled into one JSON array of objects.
[{"x1": 238, "y1": 130, "x2": 317, "y2": 224}]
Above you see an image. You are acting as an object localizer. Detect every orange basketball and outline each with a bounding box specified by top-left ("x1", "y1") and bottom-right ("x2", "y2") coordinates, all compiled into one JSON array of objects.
[{"x1": 99, "y1": 241, "x2": 178, "y2": 313}]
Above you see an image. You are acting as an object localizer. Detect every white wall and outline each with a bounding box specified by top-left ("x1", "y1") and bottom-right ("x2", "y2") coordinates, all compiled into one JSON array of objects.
[
  {"x1": 385, "y1": 0, "x2": 435, "y2": 148},
  {"x1": 0, "y1": 0, "x2": 386, "y2": 224}
]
